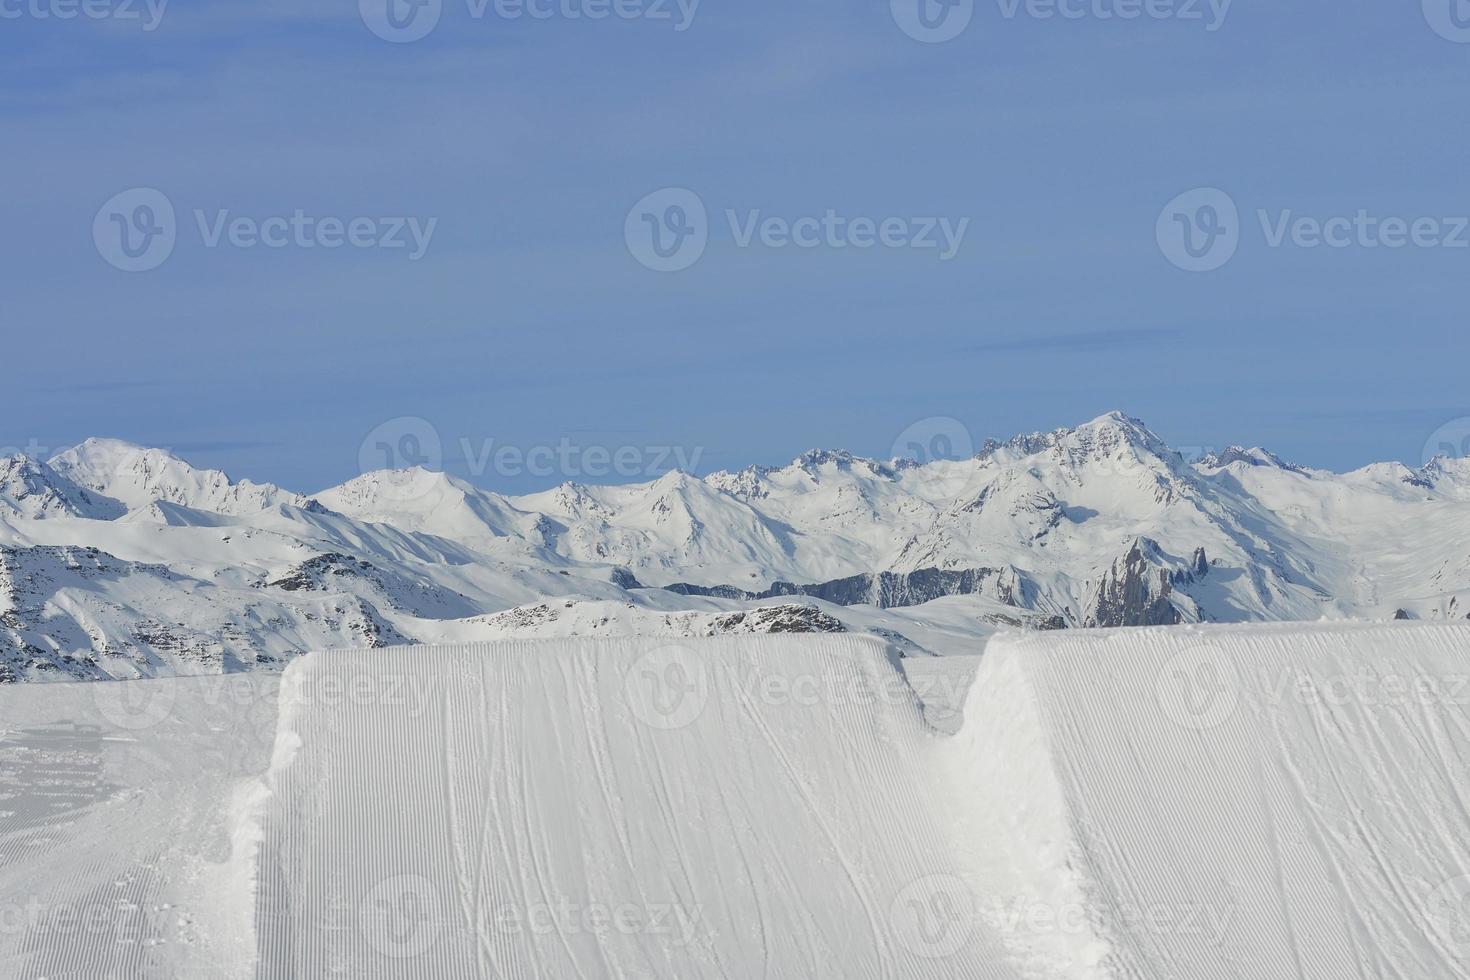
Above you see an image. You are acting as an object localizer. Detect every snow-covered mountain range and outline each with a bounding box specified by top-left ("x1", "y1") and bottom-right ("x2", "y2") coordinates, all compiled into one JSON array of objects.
[{"x1": 3, "y1": 413, "x2": 1467, "y2": 681}]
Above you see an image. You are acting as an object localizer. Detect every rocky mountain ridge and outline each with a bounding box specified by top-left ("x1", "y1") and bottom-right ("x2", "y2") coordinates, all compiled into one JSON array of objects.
[{"x1": 2, "y1": 413, "x2": 1467, "y2": 681}]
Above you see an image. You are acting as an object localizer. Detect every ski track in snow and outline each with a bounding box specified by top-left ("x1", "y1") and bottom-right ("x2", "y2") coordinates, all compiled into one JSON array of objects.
[{"x1": 2, "y1": 624, "x2": 1470, "y2": 977}]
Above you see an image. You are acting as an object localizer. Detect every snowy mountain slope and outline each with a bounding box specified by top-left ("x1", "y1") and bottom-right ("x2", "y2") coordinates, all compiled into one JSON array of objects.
[
  {"x1": 314, "y1": 468, "x2": 540, "y2": 547},
  {"x1": 3, "y1": 412, "x2": 1469, "y2": 681},
  {"x1": 50, "y1": 438, "x2": 310, "y2": 516},
  {"x1": 0, "y1": 453, "x2": 123, "y2": 520}
]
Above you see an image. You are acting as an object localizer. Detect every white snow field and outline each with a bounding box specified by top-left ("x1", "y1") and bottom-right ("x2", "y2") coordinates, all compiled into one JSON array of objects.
[
  {"x1": 3, "y1": 623, "x2": 1470, "y2": 978},
  {"x1": 951, "y1": 622, "x2": 1470, "y2": 979}
]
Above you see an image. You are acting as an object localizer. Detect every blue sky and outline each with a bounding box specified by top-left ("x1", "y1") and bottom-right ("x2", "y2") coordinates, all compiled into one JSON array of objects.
[{"x1": 4, "y1": 0, "x2": 1469, "y2": 492}]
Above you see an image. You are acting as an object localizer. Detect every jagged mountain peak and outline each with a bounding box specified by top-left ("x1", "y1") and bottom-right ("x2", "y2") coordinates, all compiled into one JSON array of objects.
[
  {"x1": 1418, "y1": 454, "x2": 1470, "y2": 492},
  {"x1": 1055, "y1": 411, "x2": 1169, "y2": 454},
  {"x1": 972, "y1": 412, "x2": 1175, "y2": 478},
  {"x1": 57, "y1": 436, "x2": 148, "y2": 459},
  {"x1": 50, "y1": 437, "x2": 190, "y2": 482},
  {"x1": 1198, "y1": 445, "x2": 1302, "y2": 472},
  {"x1": 650, "y1": 468, "x2": 696, "y2": 489},
  {"x1": 50, "y1": 437, "x2": 304, "y2": 516},
  {"x1": 794, "y1": 448, "x2": 861, "y2": 471}
]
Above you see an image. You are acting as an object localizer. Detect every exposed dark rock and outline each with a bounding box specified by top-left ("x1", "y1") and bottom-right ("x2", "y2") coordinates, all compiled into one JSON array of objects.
[
  {"x1": 610, "y1": 567, "x2": 643, "y2": 590},
  {"x1": 1172, "y1": 547, "x2": 1211, "y2": 586},
  {"x1": 1198, "y1": 446, "x2": 1303, "y2": 473},
  {"x1": 266, "y1": 553, "x2": 376, "y2": 592},
  {"x1": 1083, "y1": 538, "x2": 1183, "y2": 628},
  {"x1": 666, "y1": 566, "x2": 1014, "y2": 611},
  {"x1": 707, "y1": 605, "x2": 846, "y2": 635}
]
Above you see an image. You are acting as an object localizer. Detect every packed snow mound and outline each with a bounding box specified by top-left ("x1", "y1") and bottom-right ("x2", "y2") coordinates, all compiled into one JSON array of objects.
[
  {"x1": 254, "y1": 636, "x2": 1021, "y2": 978},
  {"x1": 958, "y1": 621, "x2": 1470, "y2": 979}
]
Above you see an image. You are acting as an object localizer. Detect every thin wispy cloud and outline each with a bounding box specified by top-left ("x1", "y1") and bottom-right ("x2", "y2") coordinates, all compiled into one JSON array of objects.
[{"x1": 960, "y1": 328, "x2": 1184, "y2": 355}]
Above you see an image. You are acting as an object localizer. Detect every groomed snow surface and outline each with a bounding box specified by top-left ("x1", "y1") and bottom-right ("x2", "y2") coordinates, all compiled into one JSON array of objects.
[{"x1": 4, "y1": 623, "x2": 1470, "y2": 978}]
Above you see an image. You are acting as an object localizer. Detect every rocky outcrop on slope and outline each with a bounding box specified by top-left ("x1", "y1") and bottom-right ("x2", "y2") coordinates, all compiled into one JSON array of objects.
[
  {"x1": 707, "y1": 605, "x2": 846, "y2": 635},
  {"x1": 1082, "y1": 539, "x2": 1184, "y2": 628},
  {"x1": 263, "y1": 553, "x2": 474, "y2": 620},
  {"x1": 665, "y1": 565, "x2": 1023, "y2": 610},
  {"x1": 0, "y1": 543, "x2": 415, "y2": 682}
]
